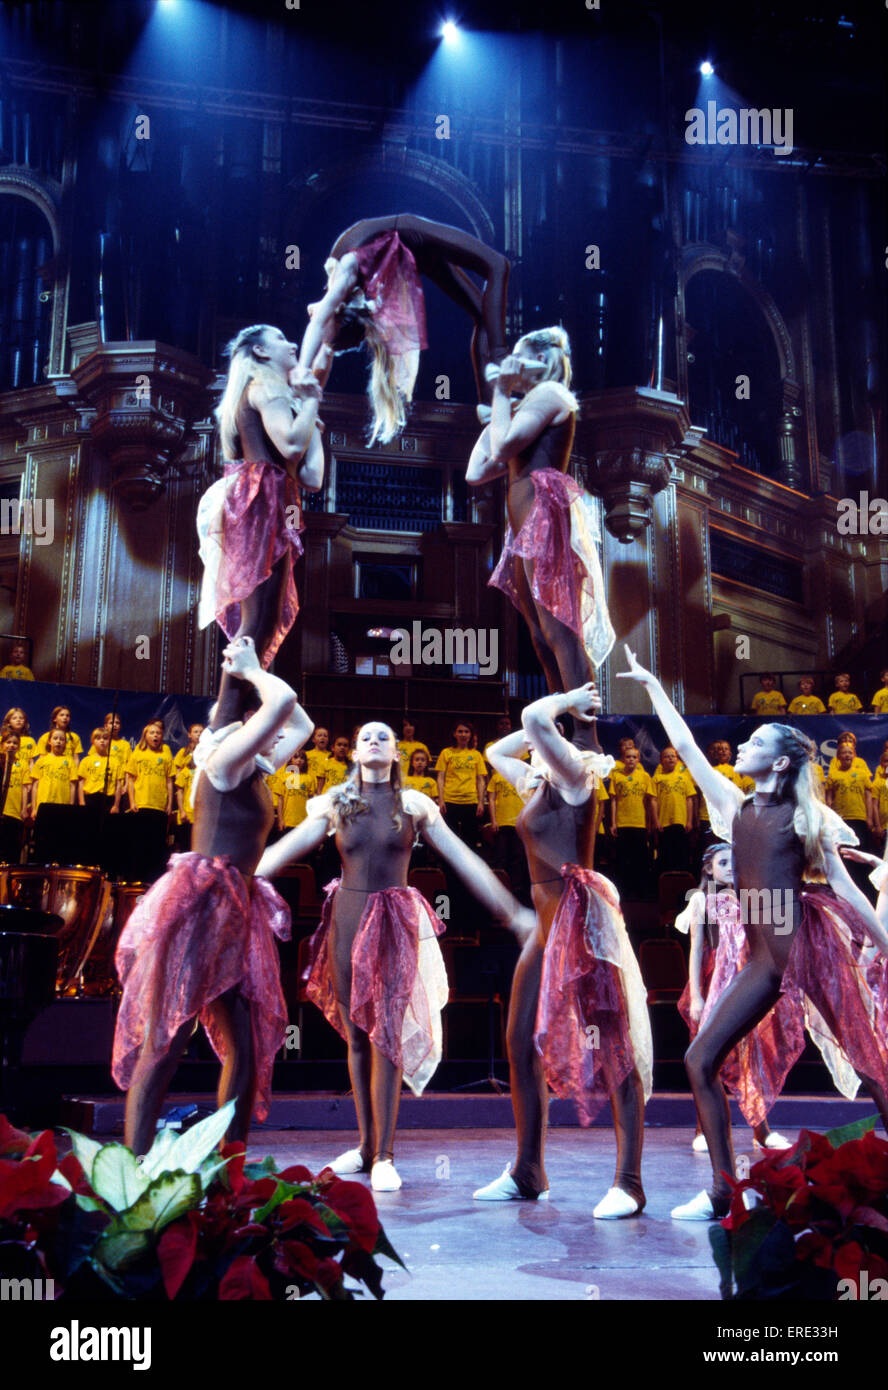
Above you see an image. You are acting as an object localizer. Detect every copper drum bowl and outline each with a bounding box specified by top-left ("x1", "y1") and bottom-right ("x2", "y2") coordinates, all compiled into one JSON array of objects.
[
  {"x1": 81, "y1": 882, "x2": 149, "y2": 997},
  {"x1": 0, "y1": 865, "x2": 112, "y2": 995}
]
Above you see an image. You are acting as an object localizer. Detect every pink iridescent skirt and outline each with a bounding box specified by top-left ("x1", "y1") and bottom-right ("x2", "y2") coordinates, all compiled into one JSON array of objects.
[
  {"x1": 112, "y1": 853, "x2": 291, "y2": 1122},
  {"x1": 695, "y1": 895, "x2": 805, "y2": 1130},
  {"x1": 489, "y1": 469, "x2": 615, "y2": 670},
  {"x1": 354, "y1": 231, "x2": 428, "y2": 371},
  {"x1": 533, "y1": 865, "x2": 652, "y2": 1126},
  {"x1": 196, "y1": 458, "x2": 302, "y2": 668},
  {"x1": 304, "y1": 880, "x2": 448, "y2": 1096}
]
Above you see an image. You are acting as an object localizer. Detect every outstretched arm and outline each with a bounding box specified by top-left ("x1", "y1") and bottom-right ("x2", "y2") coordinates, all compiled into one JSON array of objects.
[
  {"x1": 616, "y1": 645, "x2": 742, "y2": 836},
  {"x1": 421, "y1": 813, "x2": 536, "y2": 942},
  {"x1": 256, "y1": 812, "x2": 331, "y2": 878},
  {"x1": 298, "y1": 252, "x2": 361, "y2": 370}
]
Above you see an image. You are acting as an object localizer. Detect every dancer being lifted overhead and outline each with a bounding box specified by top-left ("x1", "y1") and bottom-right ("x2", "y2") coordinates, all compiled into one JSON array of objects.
[
  {"x1": 297, "y1": 213, "x2": 510, "y2": 442},
  {"x1": 466, "y1": 329, "x2": 615, "y2": 748},
  {"x1": 112, "y1": 636, "x2": 313, "y2": 1155},
  {"x1": 618, "y1": 645, "x2": 888, "y2": 1221},
  {"x1": 197, "y1": 325, "x2": 331, "y2": 728},
  {"x1": 473, "y1": 682, "x2": 652, "y2": 1218},
  {"x1": 257, "y1": 720, "x2": 535, "y2": 1192}
]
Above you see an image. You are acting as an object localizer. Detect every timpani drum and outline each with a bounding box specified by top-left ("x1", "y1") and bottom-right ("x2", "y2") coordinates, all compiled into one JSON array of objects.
[
  {"x1": 80, "y1": 882, "x2": 149, "y2": 996},
  {"x1": 0, "y1": 865, "x2": 112, "y2": 995}
]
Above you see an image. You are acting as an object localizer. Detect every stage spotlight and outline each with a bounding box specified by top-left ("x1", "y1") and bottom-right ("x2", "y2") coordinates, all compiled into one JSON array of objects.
[
  {"x1": 700, "y1": 61, "x2": 715, "y2": 77},
  {"x1": 441, "y1": 20, "x2": 460, "y2": 44}
]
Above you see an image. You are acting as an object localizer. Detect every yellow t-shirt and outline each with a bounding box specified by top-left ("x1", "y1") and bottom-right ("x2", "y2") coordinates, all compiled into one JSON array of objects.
[
  {"x1": 0, "y1": 665, "x2": 34, "y2": 681},
  {"x1": 828, "y1": 691, "x2": 863, "y2": 715},
  {"x1": 172, "y1": 746, "x2": 198, "y2": 773},
  {"x1": 487, "y1": 772, "x2": 524, "y2": 829},
  {"x1": 787, "y1": 695, "x2": 826, "y2": 715},
  {"x1": 608, "y1": 767, "x2": 654, "y2": 829},
  {"x1": 36, "y1": 729, "x2": 83, "y2": 760},
  {"x1": 175, "y1": 763, "x2": 196, "y2": 823},
  {"x1": 305, "y1": 748, "x2": 331, "y2": 778},
  {"x1": 320, "y1": 756, "x2": 351, "y2": 789},
  {"x1": 29, "y1": 752, "x2": 78, "y2": 808},
  {"x1": 872, "y1": 766, "x2": 888, "y2": 829},
  {"x1": 126, "y1": 746, "x2": 173, "y2": 811},
  {"x1": 398, "y1": 740, "x2": 431, "y2": 774},
  {"x1": 403, "y1": 773, "x2": 439, "y2": 804},
  {"x1": 1, "y1": 757, "x2": 27, "y2": 819},
  {"x1": 11, "y1": 735, "x2": 37, "y2": 767},
  {"x1": 436, "y1": 747, "x2": 487, "y2": 804},
  {"x1": 278, "y1": 769, "x2": 318, "y2": 828},
  {"x1": 108, "y1": 737, "x2": 131, "y2": 764},
  {"x1": 871, "y1": 687, "x2": 888, "y2": 714},
  {"x1": 78, "y1": 749, "x2": 125, "y2": 796},
  {"x1": 652, "y1": 767, "x2": 697, "y2": 828},
  {"x1": 698, "y1": 764, "x2": 742, "y2": 823},
  {"x1": 750, "y1": 690, "x2": 787, "y2": 714},
  {"x1": 826, "y1": 766, "x2": 872, "y2": 822}
]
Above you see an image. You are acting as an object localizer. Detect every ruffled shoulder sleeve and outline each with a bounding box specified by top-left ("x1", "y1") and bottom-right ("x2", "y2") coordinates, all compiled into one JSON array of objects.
[{"x1": 401, "y1": 788, "x2": 441, "y2": 826}]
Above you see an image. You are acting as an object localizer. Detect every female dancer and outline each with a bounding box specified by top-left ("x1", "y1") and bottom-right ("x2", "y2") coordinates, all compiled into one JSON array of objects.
[
  {"x1": 466, "y1": 329, "x2": 615, "y2": 743},
  {"x1": 197, "y1": 324, "x2": 329, "y2": 727},
  {"x1": 473, "y1": 683, "x2": 651, "y2": 1218},
  {"x1": 113, "y1": 636, "x2": 313, "y2": 1154},
  {"x1": 256, "y1": 721, "x2": 535, "y2": 1192},
  {"x1": 618, "y1": 645, "x2": 888, "y2": 1219},
  {"x1": 298, "y1": 213, "x2": 510, "y2": 442},
  {"x1": 676, "y1": 842, "x2": 789, "y2": 1154}
]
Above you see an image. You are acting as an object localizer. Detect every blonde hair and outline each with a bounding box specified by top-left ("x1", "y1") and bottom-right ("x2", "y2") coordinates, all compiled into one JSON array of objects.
[
  {"x1": 514, "y1": 326, "x2": 578, "y2": 408},
  {"x1": 329, "y1": 724, "x2": 405, "y2": 830},
  {"x1": 215, "y1": 325, "x2": 294, "y2": 461},
  {"x1": 138, "y1": 720, "x2": 164, "y2": 752},
  {"x1": 322, "y1": 259, "x2": 417, "y2": 446}
]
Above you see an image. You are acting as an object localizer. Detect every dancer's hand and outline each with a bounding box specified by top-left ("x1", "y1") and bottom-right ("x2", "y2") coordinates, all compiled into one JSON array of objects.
[
  {"x1": 492, "y1": 354, "x2": 545, "y2": 396},
  {"x1": 288, "y1": 363, "x2": 322, "y2": 399},
  {"x1": 221, "y1": 635, "x2": 262, "y2": 679},
  {"x1": 311, "y1": 343, "x2": 333, "y2": 378},
  {"x1": 839, "y1": 846, "x2": 883, "y2": 869},
  {"x1": 564, "y1": 681, "x2": 601, "y2": 722},
  {"x1": 616, "y1": 644, "x2": 657, "y2": 687}
]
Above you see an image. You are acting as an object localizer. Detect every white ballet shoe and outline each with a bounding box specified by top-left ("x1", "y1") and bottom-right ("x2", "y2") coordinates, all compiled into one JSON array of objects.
[
  {"x1": 327, "y1": 1147, "x2": 367, "y2": 1175},
  {"x1": 753, "y1": 1131, "x2": 792, "y2": 1150},
  {"x1": 593, "y1": 1187, "x2": 643, "y2": 1220},
  {"x1": 475, "y1": 403, "x2": 492, "y2": 424},
  {"x1": 472, "y1": 1165, "x2": 549, "y2": 1201},
  {"x1": 671, "y1": 1190, "x2": 718, "y2": 1221},
  {"x1": 692, "y1": 1133, "x2": 709, "y2": 1154},
  {"x1": 370, "y1": 1159, "x2": 402, "y2": 1192}
]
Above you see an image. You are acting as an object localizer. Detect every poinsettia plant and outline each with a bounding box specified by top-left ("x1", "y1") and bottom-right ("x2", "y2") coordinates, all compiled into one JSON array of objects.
[
  {"x1": 710, "y1": 1115, "x2": 888, "y2": 1300},
  {"x1": 0, "y1": 1105, "x2": 403, "y2": 1300}
]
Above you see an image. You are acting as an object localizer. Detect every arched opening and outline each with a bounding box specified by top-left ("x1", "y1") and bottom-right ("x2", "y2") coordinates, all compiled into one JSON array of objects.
[
  {"x1": 0, "y1": 193, "x2": 55, "y2": 391},
  {"x1": 685, "y1": 269, "x2": 782, "y2": 478}
]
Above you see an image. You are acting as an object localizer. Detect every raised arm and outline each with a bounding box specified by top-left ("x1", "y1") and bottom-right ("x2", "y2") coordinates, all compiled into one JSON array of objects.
[
  {"x1": 205, "y1": 638, "x2": 305, "y2": 790},
  {"x1": 487, "y1": 728, "x2": 532, "y2": 791},
  {"x1": 297, "y1": 252, "x2": 361, "y2": 370},
  {"x1": 616, "y1": 646, "x2": 742, "y2": 836},
  {"x1": 522, "y1": 684, "x2": 601, "y2": 794},
  {"x1": 487, "y1": 375, "x2": 572, "y2": 464}
]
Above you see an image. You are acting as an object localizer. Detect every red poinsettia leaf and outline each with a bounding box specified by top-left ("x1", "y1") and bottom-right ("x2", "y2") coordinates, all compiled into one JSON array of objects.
[
  {"x1": 0, "y1": 1158, "x2": 70, "y2": 1220},
  {"x1": 277, "y1": 1165, "x2": 315, "y2": 1185},
  {"x1": 313, "y1": 1257, "x2": 343, "y2": 1293},
  {"x1": 219, "y1": 1254, "x2": 272, "y2": 1300},
  {"x1": 276, "y1": 1198, "x2": 330, "y2": 1237},
  {"x1": 274, "y1": 1239, "x2": 320, "y2": 1281},
  {"x1": 0, "y1": 1115, "x2": 32, "y2": 1156},
  {"x1": 157, "y1": 1219, "x2": 198, "y2": 1300},
  {"x1": 849, "y1": 1205, "x2": 888, "y2": 1234},
  {"x1": 832, "y1": 1241, "x2": 865, "y2": 1279},
  {"x1": 24, "y1": 1130, "x2": 58, "y2": 1182},
  {"x1": 317, "y1": 1177, "x2": 379, "y2": 1253},
  {"x1": 220, "y1": 1141, "x2": 246, "y2": 1194},
  {"x1": 796, "y1": 1231, "x2": 834, "y2": 1268},
  {"x1": 231, "y1": 1222, "x2": 268, "y2": 1241},
  {"x1": 56, "y1": 1152, "x2": 91, "y2": 1196}
]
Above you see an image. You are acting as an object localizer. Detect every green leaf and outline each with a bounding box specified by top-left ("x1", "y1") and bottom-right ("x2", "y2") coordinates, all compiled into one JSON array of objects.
[
  {"x1": 825, "y1": 1114, "x2": 878, "y2": 1148},
  {"x1": 120, "y1": 1172, "x2": 202, "y2": 1234},
  {"x1": 373, "y1": 1223, "x2": 407, "y2": 1271},
  {"x1": 50, "y1": 1168, "x2": 73, "y2": 1193},
  {"x1": 96, "y1": 1230, "x2": 152, "y2": 1272},
  {"x1": 138, "y1": 1125, "x2": 180, "y2": 1179},
  {"x1": 62, "y1": 1129, "x2": 104, "y2": 1188},
  {"x1": 91, "y1": 1144, "x2": 151, "y2": 1211},
  {"x1": 708, "y1": 1223, "x2": 734, "y2": 1299},
  {"x1": 730, "y1": 1207, "x2": 779, "y2": 1294},
  {"x1": 252, "y1": 1180, "x2": 300, "y2": 1225},
  {"x1": 243, "y1": 1155, "x2": 278, "y2": 1180},
  {"x1": 75, "y1": 1193, "x2": 108, "y2": 1214},
  {"x1": 155, "y1": 1101, "x2": 236, "y2": 1176},
  {"x1": 198, "y1": 1153, "x2": 233, "y2": 1190}
]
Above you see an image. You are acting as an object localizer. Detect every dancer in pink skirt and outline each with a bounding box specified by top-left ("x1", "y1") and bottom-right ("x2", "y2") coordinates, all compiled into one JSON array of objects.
[
  {"x1": 298, "y1": 213, "x2": 510, "y2": 442},
  {"x1": 198, "y1": 325, "x2": 330, "y2": 726},
  {"x1": 257, "y1": 720, "x2": 535, "y2": 1192},
  {"x1": 619, "y1": 645, "x2": 888, "y2": 1221},
  {"x1": 473, "y1": 683, "x2": 652, "y2": 1218},
  {"x1": 112, "y1": 636, "x2": 314, "y2": 1154},
  {"x1": 466, "y1": 329, "x2": 615, "y2": 748}
]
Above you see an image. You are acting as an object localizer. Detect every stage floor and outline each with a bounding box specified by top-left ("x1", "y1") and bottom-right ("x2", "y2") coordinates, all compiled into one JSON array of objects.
[{"x1": 251, "y1": 1125, "x2": 753, "y2": 1301}]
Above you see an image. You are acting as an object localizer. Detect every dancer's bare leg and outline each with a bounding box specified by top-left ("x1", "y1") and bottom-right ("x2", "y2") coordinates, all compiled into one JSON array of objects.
[
  {"x1": 331, "y1": 912, "x2": 373, "y2": 1168},
  {"x1": 212, "y1": 553, "x2": 290, "y2": 729},
  {"x1": 124, "y1": 1014, "x2": 196, "y2": 1156},
  {"x1": 370, "y1": 1047, "x2": 403, "y2": 1162},
  {"x1": 208, "y1": 986, "x2": 256, "y2": 1144},
  {"x1": 506, "y1": 928, "x2": 549, "y2": 1196},
  {"x1": 610, "y1": 1068, "x2": 646, "y2": 1206}
]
